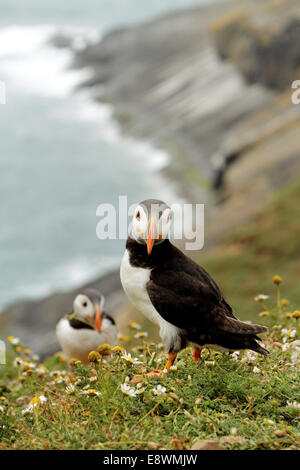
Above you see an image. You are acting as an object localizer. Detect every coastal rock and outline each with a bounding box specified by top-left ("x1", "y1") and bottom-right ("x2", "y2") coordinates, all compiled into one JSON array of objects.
[{"x1": 212, "y1": 5, "x2": 300, "y2": 90}]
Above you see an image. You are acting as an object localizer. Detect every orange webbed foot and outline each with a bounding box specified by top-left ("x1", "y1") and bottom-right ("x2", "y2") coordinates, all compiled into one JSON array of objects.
[
  {"x1": 193, "y1": 347, "x2": 201, "y2": 363},
  {"x1": 147, "y1": 370, "x2": 163, "y2": 377}
]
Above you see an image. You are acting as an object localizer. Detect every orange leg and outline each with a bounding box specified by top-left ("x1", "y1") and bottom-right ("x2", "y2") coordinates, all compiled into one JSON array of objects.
[
  {"x1": 147, "y1": 351, "x2": 177, "y2": 377},
  {"x1": 165, "y1": 351, "x2": 177, "y2": 372},
  {"x1": 193, "y1": 347, "x2": 201, "y2": 363}
]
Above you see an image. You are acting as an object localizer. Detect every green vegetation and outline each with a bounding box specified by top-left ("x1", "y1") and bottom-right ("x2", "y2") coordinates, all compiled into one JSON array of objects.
[
  {"x1": 0, "y1": 283, "x2": 299, "y2": 450},
  {"x1": 201, "y1": 178, "x2": 300, "y2": 320}
]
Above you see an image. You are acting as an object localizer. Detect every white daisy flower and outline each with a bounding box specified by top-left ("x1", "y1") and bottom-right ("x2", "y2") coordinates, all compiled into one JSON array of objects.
[
  {"x1": 253, "y1": 366, "x2": 260, "y2": 373},
  {"x1": 231, "y1": 351, "x2": 240, "y2": 360},
  {"x1": 254, "y1": 294, "x2": 269, "y2": 302},
  {"x1": 81, "y1": 389, "x2": 101, "y2": 397},
  {"x1": 121, "y1": 352, "x2": 142, "y2": 365},
  {"x1": 134, "y1": 331, "x2": 149, "y2": 339},
  {"x1": 152, "y1": 385, "x2": 167, "y2": 396},
  {"x1": 22, "y1": 404, "x2": 34, "y2": 415},
  {"x1": 121, "y1": 383, "x2": 138, "y2": 397},
  {"x1": 13, "y1": 357, "x2": 25, "y2": 367},
  {"x1": 7, "y1": 336, "x2": 20, "y2": 345},
  {"x1": 65, "y1": 384, "x2": 76, "y2": 395},
  {"x1": 241, "y1": 351, "x2": 257, "y2": 363},
  {"x1": 287, "y1": 401, "x2": 300, "y2": 410},
  {"x1": 39, "y1": 395, "x2": 47, "y2": 404}
]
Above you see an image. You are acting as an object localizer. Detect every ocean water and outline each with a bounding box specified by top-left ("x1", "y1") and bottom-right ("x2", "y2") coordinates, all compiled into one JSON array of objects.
[{"x1": 0, "y1": 0, "x2": 211, "y2": 310}]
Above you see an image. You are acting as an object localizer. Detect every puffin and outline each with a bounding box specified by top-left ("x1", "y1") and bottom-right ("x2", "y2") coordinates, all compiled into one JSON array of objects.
[
  {"x1": 56, "y1": 288, "x2": 118, "y2": 364},
  {"x1": 120, "y1": 199, "x2": 268, "y2": 374}
]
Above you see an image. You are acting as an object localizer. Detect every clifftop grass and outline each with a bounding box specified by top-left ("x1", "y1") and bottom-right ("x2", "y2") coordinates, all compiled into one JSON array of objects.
[
  {"x1": 201, "y1": 179, "x2": 300, "y2": 320},
  {"x1": 0, "y1": 282, "x2": 299, "y2": 450}
]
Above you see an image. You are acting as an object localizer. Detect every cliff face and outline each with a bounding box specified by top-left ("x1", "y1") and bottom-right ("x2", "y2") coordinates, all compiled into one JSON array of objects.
[{"x1": 73, "y1": 0, "x2": 274, "y2": 198}]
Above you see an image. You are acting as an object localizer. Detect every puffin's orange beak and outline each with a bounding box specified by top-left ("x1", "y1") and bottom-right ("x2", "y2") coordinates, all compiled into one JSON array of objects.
[
  {"x1": 95, "y1": 305, "x2": 102, "y2": 333},
  {"x1": 147, "y1": 219, "x2": 155, "y2": 255}
]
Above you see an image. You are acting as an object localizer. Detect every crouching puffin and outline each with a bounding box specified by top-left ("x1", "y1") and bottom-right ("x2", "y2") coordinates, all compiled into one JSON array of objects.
[
  {"x1": 120, "y1": 199, "x2": 268, "y2": 374},
  {"x1": 56, "y1": 289, "x2": 118, "y2": 364}
]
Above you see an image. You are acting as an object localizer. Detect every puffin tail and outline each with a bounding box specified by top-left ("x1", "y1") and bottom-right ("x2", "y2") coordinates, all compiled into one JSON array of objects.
[
  {"x1": 221, "y1": 316, "x2": 268, "y2": 336},
  {"x1": 250, "y1": 339, "x2": 269, "y2": 356}
]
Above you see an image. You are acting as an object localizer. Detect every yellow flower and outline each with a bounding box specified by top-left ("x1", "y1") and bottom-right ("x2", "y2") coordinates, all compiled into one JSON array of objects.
[
  {"x1": 273, "y1": 275, "x2": 282, "y2": 285},
  {"x1": 88, "y1": 351, "x2": 101, "y2": 363},
  {"x1": 134, "y1": 331, "x2": 149, "y2": 339},
  {"x1": 281, "y1": 299, "x2": 289, "y2": 306},
  {"x1": 69, "y1": 358, "x2": 78, "y2": 367},
  {"x1": 23, "y1": 348, "x2": 31, "y2": 355},
  {"x1": 259, "y1": 311, "x2": 269, "y2": 317},
  {"x1": 285, "y1": 312, "x2": 293, "y2": 318},
  {"x1": 97, "y1": 344, "x2": 111, "y2": 356},
  {"x1": 292, "y1": 310, "x2": 300, "y2": 319},
  {"x1": 55, "y1": 352, "x2": 66, "y2": 362},
  {"x1": 112, "y1": 346, "x2": 123, "y2": 355},
  {"x1": 119, "y1": 335, "x2": 130, "y2": 342},
  {"x1": 30, "y1": 396, "x2": 40, "y2": 406},
  {"x1": 15, "y1": 346, "x2": 21, "y2": 352},
  {"x1": 128, "y1": 321, "x2": 142, "y2": 330},
  {"x1": 18, "y1": 377, "x2": 25, "y2": 383},
  {"x1": 7, "y1": 336, "x2": 20, "y2": 345}
]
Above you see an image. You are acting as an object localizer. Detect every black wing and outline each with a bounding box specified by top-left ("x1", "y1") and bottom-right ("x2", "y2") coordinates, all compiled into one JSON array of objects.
[{"x1": 146, "y1": 249, "x2": 266, "y2": 336}]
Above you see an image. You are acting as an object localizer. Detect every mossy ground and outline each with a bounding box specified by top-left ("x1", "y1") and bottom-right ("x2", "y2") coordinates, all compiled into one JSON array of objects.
[{"x1": 0, "y1": 287, "x2": 299, "y2": 451}]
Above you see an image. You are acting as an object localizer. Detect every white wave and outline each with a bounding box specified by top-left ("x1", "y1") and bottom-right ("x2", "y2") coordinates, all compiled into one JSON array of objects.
[
  {"x1": 50, "y1": 255, "x2": 120, "y2": 289},
  {"x1": 0, "y1": 255, "x2": 120, "y2": 310},
  {"x1": 0, "y1": 24, "x2": 98, "y2": 98},
  {"x1": 54, "y1": 88, "x2": 170, "y2": 171},
  {"x1": 0, "y1": 23, "x2": 170, "y2": 168}
]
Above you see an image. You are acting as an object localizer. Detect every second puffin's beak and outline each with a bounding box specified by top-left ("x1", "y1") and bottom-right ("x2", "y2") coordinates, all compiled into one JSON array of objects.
[
  {"x1": 147, "y1": 218, "x2": 155, "y2": 255},
  {"x1": 95, "y1": 304, "x2": 102, "y2": 333}
]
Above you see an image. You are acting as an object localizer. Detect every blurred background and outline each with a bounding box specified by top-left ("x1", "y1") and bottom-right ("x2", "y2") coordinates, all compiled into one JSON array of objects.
[{"x1": 1, "y1": 0, "x2": 300, "y2": 356}]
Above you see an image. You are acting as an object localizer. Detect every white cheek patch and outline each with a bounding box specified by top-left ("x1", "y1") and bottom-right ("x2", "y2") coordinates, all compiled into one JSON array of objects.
[
  {"x1": 131, "y1": 208, "x2": 148, "y2": 242},
  {"x1": 73, "y1": 295, "x2": 94, "y2": 318}
]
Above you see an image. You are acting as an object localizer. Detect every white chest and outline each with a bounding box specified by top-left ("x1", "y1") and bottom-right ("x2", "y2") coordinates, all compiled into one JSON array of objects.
[
  {"x1": 120, "y1": 249, "x2": 181, "y2": 351},
  {"x1": 120, "y1": 250, "x2": 157, "y2": 323}
]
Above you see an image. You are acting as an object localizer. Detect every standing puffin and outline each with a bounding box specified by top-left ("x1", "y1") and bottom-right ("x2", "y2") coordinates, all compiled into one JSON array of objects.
[
  {"x1": 56, "y1": 288, "x2": 118, "y2": 364},
  {"x1": 120, "y1": 199, "x2": 268, "y2": 374}
]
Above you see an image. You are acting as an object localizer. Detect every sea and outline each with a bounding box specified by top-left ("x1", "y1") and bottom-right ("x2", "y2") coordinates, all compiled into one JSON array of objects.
[{"x1": 0, "y1": 0, "x2": 213, "y2": 310}]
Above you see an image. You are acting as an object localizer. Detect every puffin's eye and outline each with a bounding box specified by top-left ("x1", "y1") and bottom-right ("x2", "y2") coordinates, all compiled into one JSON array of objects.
[
  {"x1": 82, "y1": 302, "x2": 87, "y2": 307},
  {"x1": 136, "y1": 211, "x2": 140, "y2": 220}
]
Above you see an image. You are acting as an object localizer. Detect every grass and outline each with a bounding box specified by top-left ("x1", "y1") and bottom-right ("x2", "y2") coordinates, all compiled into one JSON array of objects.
[
  {"x1": 0, "y1": 283, "x2": 299, "y2": 450},
  {"x1": 201, "y1": 178, "x2": 300, "y2": 320}
]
